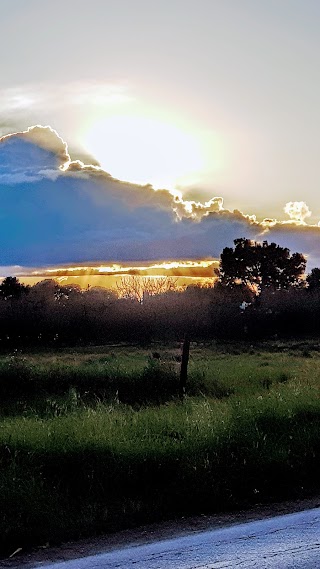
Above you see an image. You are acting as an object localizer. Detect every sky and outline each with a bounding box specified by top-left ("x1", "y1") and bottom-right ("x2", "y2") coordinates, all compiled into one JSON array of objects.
[{"x1": 1, "y1": 0, "x2": 320, "y2": 275}]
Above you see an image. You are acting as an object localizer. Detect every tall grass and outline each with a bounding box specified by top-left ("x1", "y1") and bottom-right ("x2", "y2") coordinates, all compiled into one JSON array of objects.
[
  {"x1": 0, "y1": 350, "x2": 232, "y2": 413},
  {"x1": 0, "y1": 346, "x2": 319, "y2": 554}
]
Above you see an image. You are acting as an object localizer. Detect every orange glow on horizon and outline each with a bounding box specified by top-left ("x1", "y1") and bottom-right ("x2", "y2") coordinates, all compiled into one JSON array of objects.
[
  {"x1": 30, "y1": 259, "x2": 218, "y2": 278},
  {"x1": 11, "y1": 259, "x2": 219, "y2": 291}
]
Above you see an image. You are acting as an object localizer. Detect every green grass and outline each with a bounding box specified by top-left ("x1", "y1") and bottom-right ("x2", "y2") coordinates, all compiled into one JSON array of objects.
[{"x1": 0, "y1": 342, "x2": 320, "y2": 555}]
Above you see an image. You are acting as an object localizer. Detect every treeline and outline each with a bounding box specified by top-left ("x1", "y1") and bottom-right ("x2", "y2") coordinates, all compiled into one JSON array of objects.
[
  {"x1": 1, "y1": 238, "x2": 320, "y2": 346},
  {"x1": 1, "y1": 274, "x2": 320, "y2": 347}
]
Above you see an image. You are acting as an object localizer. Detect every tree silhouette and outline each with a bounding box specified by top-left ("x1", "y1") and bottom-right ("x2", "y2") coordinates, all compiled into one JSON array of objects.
[
  {"x1": 306, "y1": 267, "x2": 320, "y2": 291},
  {"x1": 116, "y1": 276, "x2": 178, "y2": 303},
  {"x1": 217, "y1": 238, "x2": 306, "y2": 293},
  {"x1": 0, "y1": 276, "x2": 29, "y2": 299}
]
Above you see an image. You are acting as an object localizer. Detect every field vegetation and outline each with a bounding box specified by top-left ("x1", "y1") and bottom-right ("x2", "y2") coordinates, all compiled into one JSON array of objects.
[
  {"x1": 0, "y1": 341, "x2": 320, "y2": 556},
  {"x1": 1, "y1": 239, "x2": 320, "y2": 556}
]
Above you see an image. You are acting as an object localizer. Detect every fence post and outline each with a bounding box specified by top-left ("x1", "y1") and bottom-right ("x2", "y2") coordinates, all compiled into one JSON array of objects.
[{"x1": 179, "y1": 335, "x2": 190, "y2": 400}]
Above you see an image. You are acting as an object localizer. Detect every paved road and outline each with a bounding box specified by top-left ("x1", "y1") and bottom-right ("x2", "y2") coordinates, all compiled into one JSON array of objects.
[{"x1": 26, "y1": 507, "x2": 320, "y2": 569}]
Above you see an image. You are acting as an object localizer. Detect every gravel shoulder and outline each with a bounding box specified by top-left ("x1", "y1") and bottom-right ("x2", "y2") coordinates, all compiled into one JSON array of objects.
[{"x1": 2, "y1": 495, "x2": 320, "y2": 568}]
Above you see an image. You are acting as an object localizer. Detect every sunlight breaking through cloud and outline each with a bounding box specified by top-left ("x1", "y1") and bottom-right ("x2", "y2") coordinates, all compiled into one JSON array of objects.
[
  {"x1": 0, "y1": 125, "x2": 224, "y2": 221},
  {"x1": 1, "y1": 125, "x2": 320, "y2": 269}
]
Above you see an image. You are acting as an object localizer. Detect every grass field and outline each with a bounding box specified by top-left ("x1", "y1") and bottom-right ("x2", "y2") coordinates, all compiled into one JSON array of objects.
[{"x1": 0, "y1": 340, "x2": 320, "y2": 556}]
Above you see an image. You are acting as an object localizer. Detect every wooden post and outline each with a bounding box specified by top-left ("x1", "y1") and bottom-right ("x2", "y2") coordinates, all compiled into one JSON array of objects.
[{"x1": 179, "y1": 335, "x2": 190, "y2": 400}]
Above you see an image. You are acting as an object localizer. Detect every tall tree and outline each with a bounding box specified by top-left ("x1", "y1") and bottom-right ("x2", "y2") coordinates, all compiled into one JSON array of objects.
[{"x1": 217, "y1": 238, "x2": 306, "y2": 293}]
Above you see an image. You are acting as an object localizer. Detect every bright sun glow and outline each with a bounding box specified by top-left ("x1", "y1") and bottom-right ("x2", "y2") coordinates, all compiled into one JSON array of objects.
[{"x1": 82, "y1": 115, "x2": 205, "y2": 190}]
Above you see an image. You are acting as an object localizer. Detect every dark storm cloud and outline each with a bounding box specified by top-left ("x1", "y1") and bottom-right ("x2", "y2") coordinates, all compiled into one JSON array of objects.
[{"x1": 0, "y1": 126, "x2": 320, "y2": 267}]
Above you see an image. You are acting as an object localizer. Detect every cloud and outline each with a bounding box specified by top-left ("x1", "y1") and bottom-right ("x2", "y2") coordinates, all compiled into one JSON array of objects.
[
  {"x1": 0, "y1": 125, "x2": 70, "y2": 167},
  {"x1": 0, "y1": 81, "x2": 133, "y2": 149},
  {"x1": 0, "y1": 125, "x2": 71, "y2": 184},
  {"x1": 0, "y1": 82, "x2": 132, "y2": 114},
  {"x1": 284, "y1": 201, "x2": 312, "y2": 224},
  {"x1": 0, "y1": 125, "x2": 320, "y2": 268},
  {"x1": 0, "y1": 87, "x2": 40, "y2": 114},
  {"x1": 173, "y1": 196, "x2": 224, "y2": 220}
]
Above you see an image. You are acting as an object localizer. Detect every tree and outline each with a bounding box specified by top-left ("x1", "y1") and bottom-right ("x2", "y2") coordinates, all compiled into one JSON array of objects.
[
  {"x1": 306, "y1": 267, "x2": 320, "y2": 291},
  {"x1": 0, "y1": 276, "x2": 29, "y2": 300},
  {"x1": 116, "y1": 276, "x2": 178, "y2": 303},
  {"x1": 217, "y1": 238, "x2": 306, "y2": 293}
]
